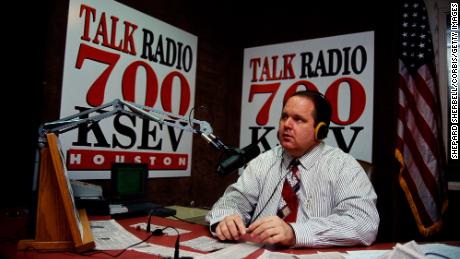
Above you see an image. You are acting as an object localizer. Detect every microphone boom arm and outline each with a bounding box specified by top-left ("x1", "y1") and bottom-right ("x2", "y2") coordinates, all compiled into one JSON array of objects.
[{"x1": 39, "y1": 99, "x2": 228, "y2": 150}]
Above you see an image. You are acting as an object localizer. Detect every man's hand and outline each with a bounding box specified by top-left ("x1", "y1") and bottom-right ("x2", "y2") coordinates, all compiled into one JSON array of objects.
[
  {"x1": 215, "y1": 214, "x2": 247, "y2": 241},
  {"x1": 247, "y1": 216, "x2": 295, "y2": 246}
]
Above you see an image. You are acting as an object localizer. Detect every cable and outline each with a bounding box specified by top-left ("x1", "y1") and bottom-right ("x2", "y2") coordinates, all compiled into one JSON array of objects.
[
  {"x1": 151, "y1": 226, "x2": 181, "y2": 259},
  {"x1": 145, "y1": 211, "x2": 184, "y2": 259},
  {"x1": 187, "y1": 106, "x2": 197, "y2": 130},
  {"x1": 247, "y1": 152, "x2": 289, "y2": 225},
  {"x1": 217, "y1": 151, "x2": 287, "y2": 227},
  {"x1": 248, "y1": 166, "x2": 289, "y2": 225},
  {"x1": 187, "y1": 105, "x2": 209, "y2": 132},
  {"x1": 173, "y1": 227, "x2": 180, "y2": 259},
  {"x1": 76, "y1": 231, "x2": 155, "y2": 257},
  {"x1": 146, "y1": 208, "x2": 155, "y2": 233},
  {"x1": 21, "y1": 220, "x2": 187, "y2": 258},
  {"x1": 78, "y1": 226, "x2": 180, "y2": 258},
  {"x1": 424, "y1": 252, "x2": 450, "y2": 258}
]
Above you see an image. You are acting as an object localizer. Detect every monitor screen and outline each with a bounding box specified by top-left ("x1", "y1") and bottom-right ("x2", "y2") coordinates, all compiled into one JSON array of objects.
[{"x1": 110, "y1": 163, "x2": 148, "y2": 202}]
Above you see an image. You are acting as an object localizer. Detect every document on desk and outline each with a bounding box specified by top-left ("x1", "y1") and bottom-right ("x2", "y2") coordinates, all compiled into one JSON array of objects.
[
  {"x1": 130, "y1": 222, "x2": 191, "y2": 235},
  {"x1": 195, "y1": 242, "x2": 262, "y2": 258},
  {"x1": 109, "y1": 204, "x2": 128, "y2": 214},
  {"x1": 130, "y1": 243, "x2": 204, "y2": 258},
  {"x1": 90, "y1": 219, "x2": 142, "y2": 250},
  {"x1": 344, "y1": 241, "x2": 460, "y2": 259},
  {"x1": 182, "y1": 236, "x2": 234, "y2": 252},
  {"x1": 343, "y1": 250, "x2": 389, "y2": 259},
  {"x1": 420, "y1": 243, "x2": 460, "y2": 259},
  {"x1": 259, "y1": 250, "x2": 347, "y2": 258}
]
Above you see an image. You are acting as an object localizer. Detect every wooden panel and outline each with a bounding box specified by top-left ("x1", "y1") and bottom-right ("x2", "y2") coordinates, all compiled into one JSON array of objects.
[{"x1": 18, "y1": 134, "x2": 94, "y2": 252}]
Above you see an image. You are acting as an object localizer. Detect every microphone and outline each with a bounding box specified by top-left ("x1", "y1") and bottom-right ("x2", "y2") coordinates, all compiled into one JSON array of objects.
[
  {"x1": 200, "y1": 132, "x2": 230, "y2": 151},
  {"x1": 146, "y1": 209, "x2": 154, "y2": 232},
  {"x1": 217, "y1": 144, "x2": 260, "y2": 176}
]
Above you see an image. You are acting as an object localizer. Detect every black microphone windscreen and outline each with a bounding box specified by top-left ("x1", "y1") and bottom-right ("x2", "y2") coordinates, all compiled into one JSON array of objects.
[
  {"x1": 217, "y1": 144, "x2": 260, "y2": 176},
  {"x1": 242, "y1": 144, "x2": 260, "y2": 160}
]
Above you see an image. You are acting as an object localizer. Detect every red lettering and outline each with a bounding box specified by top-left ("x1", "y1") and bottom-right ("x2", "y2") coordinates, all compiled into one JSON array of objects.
[
  {"x1": 67, "y1": 149, "x2": 188, "y2": 170},
  {"x1": 92, "y1": 12, "x2": 109, "y2": 46},
  {"x1": 260, "y1": 57, "x2": 272, "y2": 81},
  {"x1": 122, "y1": 61, "x2": 159, "y2": 107},
  {"x1": 78, "y1": 4, "x2": 137, "y2": 55},
  {"x1": 283, "y1": 53, "x2": 296, "y2": 79},
  {"x1": 123, "y1": 21, "x2": 138, "y2": 55},
  {"x1": 251, "y1": 55, "x2": 297, "y2": 82},
  {"x1": 109, "y1": 16, "x2": 123, "y2": 51},
  {"x1": 248, "y1": 83, "x2": 281, "y2": 125},
  {"x1": 283, "y1": 80, "x2": 319, "y2": 104},
  {"x1": 79, "y1": 4, "x2": 96, "y2": 42},
  {"x1": 250, "y1": 58, "x2": 261, "y2": 82},
  {"x1": 161, "y1": 71, "x2": 191, "y2": 115},
  {"x1": 271, "y1": 55, "x2": 279, "y2": 80},
  {"x1": 75, "y1": 43, "x2": 121, "y2": 107},
  {"x1": 325, "y1": 77, "x2": 366, "y2": 125}
]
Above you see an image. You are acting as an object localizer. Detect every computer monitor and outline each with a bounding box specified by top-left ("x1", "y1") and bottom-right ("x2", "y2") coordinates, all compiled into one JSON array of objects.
[{"x1": 110, "y1": 163, "x2": 148, "y2": 202}]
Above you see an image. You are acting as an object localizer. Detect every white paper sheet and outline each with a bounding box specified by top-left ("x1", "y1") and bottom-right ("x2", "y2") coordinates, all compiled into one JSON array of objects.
[
  {"x1": 130, "y1": 222, "x2": 191, "y2": 235},
  {"x1": 344, "y1": 250, "x2": 390, "y2": 259},
  {"x1": 90, "y1": 219, "x2": 142, "y2": 250},
  {"x1": 259, "y1": 250, "x2": 347, "y2": 259},
  {"x1": 130, "y1": 243, "x2": 204, "y2": 258},
  {"x1": 195, "y1": 242, "x2": 263, "y2": 258},
  {"x1": 182, "y1": 236, "x2": 234, "y2": 252}
]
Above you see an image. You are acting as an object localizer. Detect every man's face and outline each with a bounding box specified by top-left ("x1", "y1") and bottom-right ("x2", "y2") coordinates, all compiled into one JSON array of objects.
[{"x1": 278, "y1": 96, "x2": 318, "y2": 157}]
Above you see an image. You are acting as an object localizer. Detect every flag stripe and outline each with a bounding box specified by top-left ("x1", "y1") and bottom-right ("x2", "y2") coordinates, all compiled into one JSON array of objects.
[
  {"x1": 399, "y1": 64, "x2": 440, "y2": 158},
  {"x1": 398, "y1": 115, "x2": 440, "y2": 215},
  {"x1": 397, "y1": 110, "x2": 440, "y2": 212},
  {"x1": 398, "y1": 68, "x2": 441, "y2": 227},
  {"x1": 415, "y1": 66, "x2": 437, "y2": 110},
  {"x1": 399, "y1": 164, "x2": 433, "y2": 225},
  {"x1": 398, "y1": 79, "x2": 440, "y2": 191},
  {"x1": 398, "y1": 74, "x2": 440, "y2": 191},
  {"x1": 396, "y1": 0, "x2": 446, "y2": 236}
]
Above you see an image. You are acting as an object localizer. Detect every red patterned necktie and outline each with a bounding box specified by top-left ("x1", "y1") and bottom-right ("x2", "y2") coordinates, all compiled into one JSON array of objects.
[{"x1": 278, "y1": 159, "x2": 300, "y2": 222}]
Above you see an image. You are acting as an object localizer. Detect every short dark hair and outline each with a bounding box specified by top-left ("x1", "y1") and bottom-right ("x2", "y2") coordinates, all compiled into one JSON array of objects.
[{"x1": 284, "y1": 90, "x2": 332, "y2": 127}]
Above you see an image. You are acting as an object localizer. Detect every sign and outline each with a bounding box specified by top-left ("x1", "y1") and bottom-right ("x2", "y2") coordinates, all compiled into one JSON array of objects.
[
  {"x1": 60, "y1": 0, "x2": 197, "y2": 179},
  {"x1": 240, "y1": 31, "x2": 374, "y2": 162}
]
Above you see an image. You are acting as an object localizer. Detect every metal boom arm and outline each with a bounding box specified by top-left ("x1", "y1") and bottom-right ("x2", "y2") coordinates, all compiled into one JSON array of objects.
[{"x1": 39, "y1": 99, "x2": 228, "y2": 150}]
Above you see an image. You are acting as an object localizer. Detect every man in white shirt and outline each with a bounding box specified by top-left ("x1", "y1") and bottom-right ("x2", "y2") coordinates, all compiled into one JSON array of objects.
[{"x1": 206, "y1": 90, "x2": 379, "y2": 247}]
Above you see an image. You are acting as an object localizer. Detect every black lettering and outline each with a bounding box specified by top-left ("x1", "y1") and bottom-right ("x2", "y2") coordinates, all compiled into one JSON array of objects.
[
  {"x1": 137, "y1": 118, "x2": 162, "y2": 150},
  {"x1": 300, "y1": 52, "x2": 316, "y2": 78},
  {"x1": 72, "y1": 106, "x2": 110, "y2": 148},
  {"x1": 330, "y1": 126, "x2": 364, "y2": 153},
  {"x1": 141, "y1": 28, "x2": 157, "y2": 62},
  {"x1": 112, "y1": 114, "x2": 136, "y2": 149},
  {"x1": 327, "y1": 48, "x2": 342, "y2": 76},
  {"x1": 314, "y1": 51, "x2": 327, "y2": 76},
  {"x1": 342, "y1": 47, "x2": 351, "y2": 75},
  {"x1": 249, "y1": 126, "x2": 275, "y2": 151},
  {"x1": 164, "y1": 37, "x2": 177, "y2": 67},
  {"x1": 176, "y1": 41, "x2": 183, "y2": 70},
  {"x1": 167, "y1": 125, "x2": 185, "y2": 152},
  {"x1": 351, "y1": 45, "x2": 367, "y2": 74},
  {"x1": 154, "y1": 34, "x2": 165, "y2": 64},
  {"x1": 182, "y1": 45, "x2": 193, "y2": 72}
]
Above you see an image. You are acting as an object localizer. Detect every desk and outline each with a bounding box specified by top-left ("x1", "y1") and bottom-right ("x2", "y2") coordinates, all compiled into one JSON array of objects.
[
  {"x1": 4, "y1": 215, "x2": 211, "y2": 259},
  {"x1": 1, "y1": 212, "x2": 459, "y2": 259},
  {"x1": 166, "y1": 205, "x2": 209, "y2": 225}
]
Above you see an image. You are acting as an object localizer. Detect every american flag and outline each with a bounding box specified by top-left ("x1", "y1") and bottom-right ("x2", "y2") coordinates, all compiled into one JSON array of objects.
[{"x1": 396, "y1": 0, "x2": 447, "y2": 236}]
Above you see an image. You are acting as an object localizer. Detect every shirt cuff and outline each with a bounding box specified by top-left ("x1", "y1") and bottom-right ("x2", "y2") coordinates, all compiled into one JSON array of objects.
[{"x1": 289, "y1": 222, "x2": 326, "y2": 247}]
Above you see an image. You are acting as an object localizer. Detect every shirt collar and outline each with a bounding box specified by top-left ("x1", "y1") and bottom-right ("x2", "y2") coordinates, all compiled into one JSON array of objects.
[{"x1": 282, "y1": 142, "x2": 324, "y2": 170}]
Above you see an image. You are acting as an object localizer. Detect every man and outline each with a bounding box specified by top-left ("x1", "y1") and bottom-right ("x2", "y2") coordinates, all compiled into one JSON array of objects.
[{"x1": 206, "y1": 90, "x2": 379, "y2": 247}]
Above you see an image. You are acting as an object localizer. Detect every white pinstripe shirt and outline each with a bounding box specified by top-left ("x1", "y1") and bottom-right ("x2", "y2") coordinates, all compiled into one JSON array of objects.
[{"x1": 206, "y1": 142, "x2": 379, "y2": 247}]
